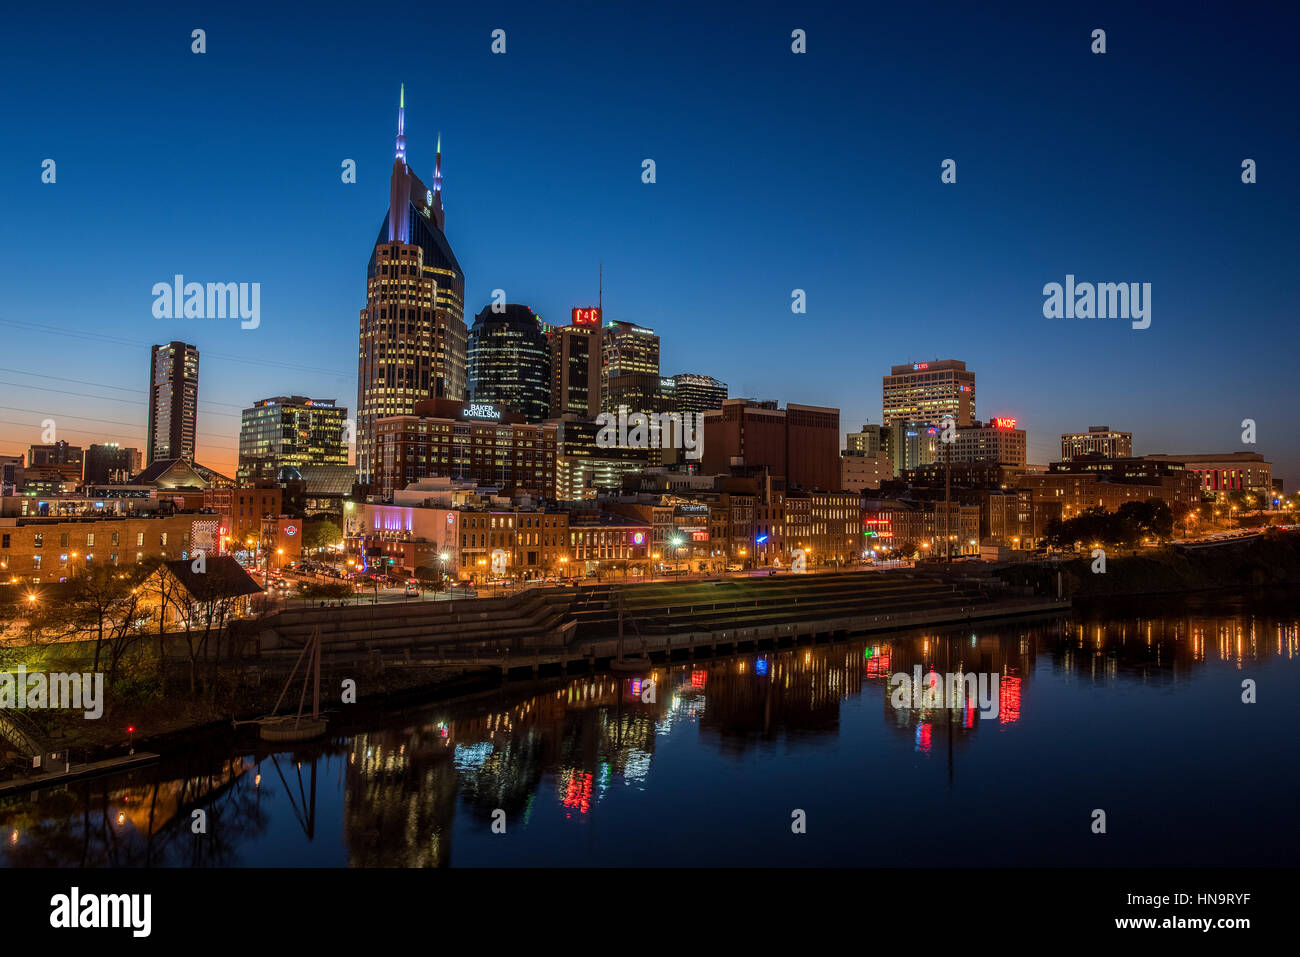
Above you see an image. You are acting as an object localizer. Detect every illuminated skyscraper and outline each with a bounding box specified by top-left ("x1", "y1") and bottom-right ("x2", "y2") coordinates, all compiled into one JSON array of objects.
[
  {"x1": 881, "y1": 359, "x2": 975, "y2": 428},
  {"x1": 663, "y1": 372, "x2": 728, "y2": 415},
  {"x1": 356, "y1": 86, "x2": 468, "y2": 488},
  {"x1": 238, "y1": 396, "x2": 349, "y2": 484},
  {"x1": 146, "y1": 341, "x2": 199, "y2": 465},
  {"x1": 468, "y1": 304, "x2": 551, "y2": 424},
  {"x1": 601, "y1": 320, "x2": 660, "y2": 414},
  {"x1": 547, "y1": 307, "x2": 604, "y2": 419}
]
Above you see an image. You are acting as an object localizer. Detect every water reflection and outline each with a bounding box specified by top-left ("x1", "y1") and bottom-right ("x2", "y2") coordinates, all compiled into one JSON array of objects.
[{"x1": 4, "y1": 595, "x2": 1299, "y2": 867}]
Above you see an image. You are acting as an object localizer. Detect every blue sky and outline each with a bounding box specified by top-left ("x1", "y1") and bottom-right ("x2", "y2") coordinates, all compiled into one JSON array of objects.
[{"x1": 1, "y1": 1, "x2": 1296, "y2": 483}]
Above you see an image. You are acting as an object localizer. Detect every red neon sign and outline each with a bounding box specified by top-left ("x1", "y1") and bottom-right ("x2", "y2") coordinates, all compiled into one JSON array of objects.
[
  {"x1": 571, "y1": 307, "x2": 601, "y2": 327},
  {"x1": 993, "y1": 417, "x2": 1017, "y2": 430}
]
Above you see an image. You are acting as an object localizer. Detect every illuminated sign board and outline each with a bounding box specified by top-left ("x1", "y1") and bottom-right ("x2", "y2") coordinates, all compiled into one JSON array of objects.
[
  {"x1": 913, "y1": 362, "x2": 929, "y2": 370},
  {"x1": 571, "y1": 307, "x2": 601, "y2": 327},
  {"x1": 629, "y1": 531, "x2": 646, "y2": 546},
  {"x1": 993, "y1": 417, "x2": 1018, "y2": 429},
  {"x1": 863, "y1": 517, "x2": 894, "y2": 539},
  {"x1": 463, "y1": 403, "x2": 501, "y2": 420}
]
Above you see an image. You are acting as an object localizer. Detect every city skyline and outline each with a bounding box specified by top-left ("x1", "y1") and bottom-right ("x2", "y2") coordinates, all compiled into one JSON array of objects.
[{"x1": 1, "y1": 4, "x2": 1296, "y2": 485}]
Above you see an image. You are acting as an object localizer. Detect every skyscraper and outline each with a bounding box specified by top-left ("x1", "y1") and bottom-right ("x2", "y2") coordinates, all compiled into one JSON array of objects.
[
  {"x1": 238, "y1": 396, "x2": 349, "y2": 484},
  {"x1": 881, "y1": 359, "x2": 975, "y2": 427},
  {"x1": 356, "y1": 86, "x2": 468, "y2": 488},
  {"x1": 663, "y1": 373, "x2": 728, "y2": 414},
  {"x1": 601, "y1": 320, "x2": 660, "y2": 414},
  {"x1": 146, "y1": 341, "x2": 199, "y2": 465},
  {"x1": 467, "y1": 304, "x2": 551, "y2": 423},
  {"x1": 547, "y1": 307, "x2": 604, "y2": 419}
]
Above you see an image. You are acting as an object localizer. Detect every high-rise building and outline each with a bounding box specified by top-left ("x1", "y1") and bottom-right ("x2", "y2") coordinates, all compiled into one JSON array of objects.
[
  {"x1": 1061, "y1": 426, "x2": 1133, "y2": 460},
  {"x1": 550, "y1": 415, "x2": 649, "y2": 501},
  {"x1": 846, "y1": 423, "x2": 886, "y2": 456},
  {"x1": 951, "y1": 418, "x2": 1027, "y2": 467},
  {"x1": 885, "y1": 420, "x2": 941, "y2": 476},
  {"x1": 602, "y1": 320, "x2": 660, "y2": 414},
  {"x1": 84, "y1": 443, "x2": 142, "y2": 485},
  {"x1": 547, "y1": 308, "x2": 604, "y2": 419},
  {"x1": 702, "y1": 398, "x2": 840, "y2": 490},
  {"x1": 882, "y1": 360, "x2": 975, "y2": 427},
  {"x1": 468, "y1": 304, "x2": 550, "y2": 424},
  {"x1": 663, "y1": 373, "x2": 728, "y2": 415},
  {"x1": 237, "y1": 396, "x2": 349, "y2": 484},
  {"x1": 147, "y1": 341, "x2": 199, "y2": 465},
  {"x1": 373, "y1": 398, "x2": 557, "y2": 499},
  {"x1": 356, "y1": 86, "x2": 468, "y2": 488}
]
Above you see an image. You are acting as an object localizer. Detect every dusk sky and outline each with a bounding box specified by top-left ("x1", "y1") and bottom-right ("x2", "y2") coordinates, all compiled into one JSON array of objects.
[{"x1": 2, "y1": 2, "x2": 1296, "y2": 484}]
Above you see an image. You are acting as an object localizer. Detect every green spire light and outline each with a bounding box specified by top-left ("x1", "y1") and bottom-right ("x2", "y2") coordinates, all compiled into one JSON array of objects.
[{"x1": 400, "y1": 83, "x2": 405, "y2": 109}]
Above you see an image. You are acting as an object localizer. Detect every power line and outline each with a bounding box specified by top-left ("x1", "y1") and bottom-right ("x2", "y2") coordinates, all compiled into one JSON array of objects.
[
  {"x1": 0, "y1": 379, "x2": 243, "y2": 419},
  {"x1": 0, "y1": 417, "x2": 240, "y2": 454},
  {"x1": 0, "y1": 367, "x2": 248, "y2": 411},
  {"x1": 0, "y1": 317, "x2": 355, "y2": 378}
]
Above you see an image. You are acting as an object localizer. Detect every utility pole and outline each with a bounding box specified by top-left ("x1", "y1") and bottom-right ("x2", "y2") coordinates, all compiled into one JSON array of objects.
[{"x1": 943, "y1": 418, "x2": 952, "y2": 564}]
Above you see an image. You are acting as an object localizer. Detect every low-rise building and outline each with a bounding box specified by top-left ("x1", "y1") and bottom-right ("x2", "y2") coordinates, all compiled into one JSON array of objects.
[{"x1": 0, "y1": 514, "x2": 206, "y2": 584}]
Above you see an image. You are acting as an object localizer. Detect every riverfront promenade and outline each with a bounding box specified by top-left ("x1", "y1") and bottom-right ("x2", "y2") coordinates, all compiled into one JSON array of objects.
[{"x1": 244, "y1": 568, "x2": 1069, "y2": 677}]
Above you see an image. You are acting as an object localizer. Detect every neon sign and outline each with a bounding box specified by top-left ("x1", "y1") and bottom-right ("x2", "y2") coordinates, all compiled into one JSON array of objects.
[
  {"x1": 993, "y1": 417, "x2": 1017, "y2": 429},
  {"x1": 913, "y1": 363, "x2": 929, "y2": 370},
  {"x1": 571, "y1": 307, "x2": 601, "y2": 327}
]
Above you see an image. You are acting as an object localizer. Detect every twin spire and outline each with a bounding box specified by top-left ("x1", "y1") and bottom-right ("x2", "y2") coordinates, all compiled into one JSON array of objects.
[
  {"x1": 394, "y1": 83, "x2": 407, "y2": 164},
  {"x1": 394, "y1": 84, "x2": 443, "y2": 199}
]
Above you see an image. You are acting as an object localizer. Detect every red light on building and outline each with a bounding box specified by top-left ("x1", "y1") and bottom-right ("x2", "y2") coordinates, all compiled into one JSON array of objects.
[
  {"x1": 571, "y1": 307, "x2": 601, "y2": 327},
  {"x1": 993, "y1": 417, "x2": 1018, "y2": 430}
]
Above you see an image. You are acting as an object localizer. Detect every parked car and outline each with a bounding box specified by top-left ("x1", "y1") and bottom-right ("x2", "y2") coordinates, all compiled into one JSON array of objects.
[{"x1": 404, "y1": 581, "x2": 420, "y2": 596}]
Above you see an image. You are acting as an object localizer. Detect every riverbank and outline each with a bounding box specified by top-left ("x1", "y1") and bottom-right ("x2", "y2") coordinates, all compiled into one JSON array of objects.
[{"x1": 998, "y1": 529, "x2": 1300, "y2": 600}]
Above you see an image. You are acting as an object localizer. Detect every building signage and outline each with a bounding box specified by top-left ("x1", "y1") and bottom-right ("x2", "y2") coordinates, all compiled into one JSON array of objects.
[
  {"x1": 464, "y1": 403, "x2": 502, "y2": 420},
  {"x1": 284, "y1": 524, "x2": 298, "y2": 536},
  {"x1": 913, "y1": 362, "x2": 929, "y2": 370},
  {"x1": 572, "y1": 307, "x2": 601, "y2": 327},
  {"x1": 993, "y1": 417, "x2": 1018, "y2": 429}
]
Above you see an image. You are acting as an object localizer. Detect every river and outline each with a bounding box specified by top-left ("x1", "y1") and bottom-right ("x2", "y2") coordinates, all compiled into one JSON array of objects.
[{"x1": 3, "y1": 590, "x2": 1297, "y2": 867}]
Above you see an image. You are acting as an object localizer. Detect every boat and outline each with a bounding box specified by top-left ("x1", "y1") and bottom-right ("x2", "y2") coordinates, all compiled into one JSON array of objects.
[
  {"x1": 609, "y1": 590, "x2": 653, "y2": 672},
  {"x1": 256, "y1": 627, "x2": 328, "y2": 741}
]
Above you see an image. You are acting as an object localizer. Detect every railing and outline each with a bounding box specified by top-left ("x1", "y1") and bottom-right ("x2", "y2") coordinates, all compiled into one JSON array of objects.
[{"x1": 0, "y1": 708, "x2": 45, "y2": 759}]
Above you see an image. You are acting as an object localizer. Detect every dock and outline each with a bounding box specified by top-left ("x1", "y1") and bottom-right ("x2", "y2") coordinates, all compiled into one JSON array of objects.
[{"x1": 0, "y1": 751, "x2": 161, "y2": 797}]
